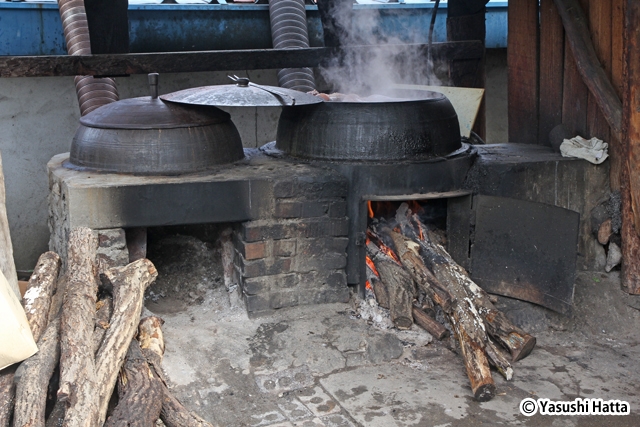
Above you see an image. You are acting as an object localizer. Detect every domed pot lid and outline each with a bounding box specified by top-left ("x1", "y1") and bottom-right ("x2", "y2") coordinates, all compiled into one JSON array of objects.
[
  {"x1": 160, "y1": 76, "x2": 323, "y2": 108},
  {"x1": 80, "y1": 96, "x2": 231, "y2": 130}
]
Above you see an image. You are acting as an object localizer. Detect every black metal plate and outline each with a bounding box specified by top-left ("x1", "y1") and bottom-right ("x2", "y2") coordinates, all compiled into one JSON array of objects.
[{"x1": 469, "y1": 195, "x2": 580, "y2": 315}]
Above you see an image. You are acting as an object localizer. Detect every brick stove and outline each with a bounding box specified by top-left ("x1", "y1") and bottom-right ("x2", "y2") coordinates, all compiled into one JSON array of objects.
[{"x1": 48, "y1": 142, "x2": 607, "y2": 317}]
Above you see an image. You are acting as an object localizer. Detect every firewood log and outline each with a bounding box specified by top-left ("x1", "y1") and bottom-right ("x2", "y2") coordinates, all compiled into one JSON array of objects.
[
  {"x1": 138, "y1": 317, "x2": 217, "y2": 427},
  {"x1": 412, "y1": 306, "x2": 449, "y2": 340},
  {"x1": 366, "y1": 242, "x2": 415, "y2": 330},
  {"x1": 13, "y1": 317, "x2": 61, "y2": 427},
  {"x1": 420, "y1": 226, "x2": 536, "y2": 362},
  {"x1": 47, "y1": 275, "x2": 67, "y2": 324},
  {"x1": 0, "y1": 254, "x2": 62, "y2": 427},
  {"x1": 95, "y1": 259, "x2": 158, "y2": 427},
  {"x1": 397, "y1": 206, "x2": 536, "y2": 362},
  {"x1": 0, "y1": 366, "x2": 17, "y2": 427},
  {"x1": 448, "y1": 305, "x2": 496, "y2": 401},
  {"x1": 22, "y1": 252, "x2": 61, "y2": 342},
  {"x1": 44, "y1": 402, "x2": 64, "y2": 427},
  {"x1": 58, "y1": 227, "x2": 99, "y2": 427},
  {"x1": 384, "y1": 228, "x2": 495, "y2": 401},
  {"x1": 485, "y1": 339, "x2": 514, "y2": 381},
  {"x1": 104, "y1": 340, "x2": 163, "y2": 427},
  {"x1": 138, "y1": 316, "x2": 165, "y2": 358},
  {"x1": 92, "y1": 296, "x2": 113, "y2": 356}
]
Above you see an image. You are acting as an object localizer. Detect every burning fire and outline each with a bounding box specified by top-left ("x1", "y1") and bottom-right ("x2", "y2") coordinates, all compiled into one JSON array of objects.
[
  {"x1": 378, "y1": 240, "x2": 402, "y2": 265},
  {"x1": 368, "y1": 200, "x2": 374, "y2": 218},
  {"x1": 365, "y1": 280, "x2": 373, "y2": 290},
  {"x1": 366, "y1": 255, "x2": 379, "y2": 277}
]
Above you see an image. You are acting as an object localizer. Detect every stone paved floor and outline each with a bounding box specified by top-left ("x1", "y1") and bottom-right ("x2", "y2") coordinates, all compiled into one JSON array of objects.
[{"x1": 146, "y1": 271, "x2": 640, "y2": 427}]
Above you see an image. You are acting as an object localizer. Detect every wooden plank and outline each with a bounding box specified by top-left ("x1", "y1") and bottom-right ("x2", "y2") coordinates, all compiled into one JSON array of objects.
[
  {"x1": 560, "y1": 0, "x2": 589, "y2": 139},
  {"x1": 0, "y1": 42, "x2": 484, "y2": 78},
  {"x1": 508, "y1": 0, "x2": 539, "y2": 144},
  {"x1": 609, "y1": 0, "x2": 625, "y2": 190},
  {"x1": 555, "y1": 0, "x2": 623, "y2": 139},
  {"x1": 586, "y1": 0, "x2": 612, "y2": 143},
  {"x1": 538, "y1": 0, "x2": 565, "y2": 145}
]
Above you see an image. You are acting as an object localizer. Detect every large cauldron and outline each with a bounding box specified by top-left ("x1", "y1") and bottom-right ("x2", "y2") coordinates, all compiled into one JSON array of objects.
[
  {"x1": 275, "y1": 91, "x2": 461, "y2": 161},
  {"x1": 69, "y1": 74, "x2": 244, "y2": 175}
]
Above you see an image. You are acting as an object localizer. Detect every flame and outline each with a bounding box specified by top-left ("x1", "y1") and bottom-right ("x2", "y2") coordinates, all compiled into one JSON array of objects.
[
  {"x1": 378, "y1": 241, "x2": 402, "y2": 265},
  {"x1": 367, "y1": 201, "x2": 374, "y2": 218},
  {"x1": 366, "y1": 255, "x2": 379, "y2": 277},
  {"x1": 408, "y1": 200, "x2": 423, "y2": 214},
  {"x1": 365, "y1": 280, "x2": 373, "y2": 290}
]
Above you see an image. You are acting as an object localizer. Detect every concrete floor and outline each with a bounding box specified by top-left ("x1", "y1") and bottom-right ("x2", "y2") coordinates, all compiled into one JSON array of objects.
[{"x1": 145, "y1": 270, "x2": 640, "y2": 427}]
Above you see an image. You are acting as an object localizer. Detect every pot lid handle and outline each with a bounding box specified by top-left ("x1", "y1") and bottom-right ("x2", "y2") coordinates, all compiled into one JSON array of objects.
[
  {"x1": 148, "y1": 73, "x2": 159, "y2": 99},
  {"x1": 228, "y1": 75, "x2": 295, "y2": 106}
]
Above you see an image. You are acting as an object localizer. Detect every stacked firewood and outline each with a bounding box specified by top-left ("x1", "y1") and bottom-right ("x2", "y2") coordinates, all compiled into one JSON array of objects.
[
  {"x1": 0, "y1": 227, "x2": 215, "y2": 427},
  {"x1": 366, "y1": 203, "x2": 537, "y2": 402}
]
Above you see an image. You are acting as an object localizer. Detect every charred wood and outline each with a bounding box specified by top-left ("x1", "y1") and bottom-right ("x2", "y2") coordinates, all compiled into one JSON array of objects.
[
  {"x1": 485, "y1": 339, "x2": 514, "y2": 381},
  {"x1": 139, "y1": 319, "x2": 216, "y2": 427},
  {"x1": 412, "y1": 305, "x2": 449, "y2": 340},
  {"x1": 366, "y1": 242, "x2": 415, "y2": 330},
  {"x1": 104, "y1": 340, "x2": 163, "y2": 427}
]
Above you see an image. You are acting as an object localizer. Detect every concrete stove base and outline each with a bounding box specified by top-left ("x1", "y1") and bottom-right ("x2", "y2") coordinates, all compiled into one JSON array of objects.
[{"x1": 48, "y1": 149, "x2": 351, "y2": 315}]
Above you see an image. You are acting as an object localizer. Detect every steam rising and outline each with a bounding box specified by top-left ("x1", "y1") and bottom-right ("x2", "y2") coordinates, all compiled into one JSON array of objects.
[{"x1": 318, "y1": 1, "x2": 444, "y2": 96}]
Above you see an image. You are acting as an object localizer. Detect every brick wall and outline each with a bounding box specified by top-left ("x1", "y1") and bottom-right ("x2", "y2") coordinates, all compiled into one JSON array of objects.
[{"x1": 232, "y1": 173, "x2": 351, "y2": 316}]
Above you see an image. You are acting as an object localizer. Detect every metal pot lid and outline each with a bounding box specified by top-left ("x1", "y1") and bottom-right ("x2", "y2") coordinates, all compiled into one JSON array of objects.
[
  {"x1": 160, "y1": 76, "x2": 323, "y2": 108},
  {"x1": 80, "y1": 73, "x2": 231, "y2": 130},
  {"x1": 79, "y1": 97, "x2": 231, "y2": 130}
]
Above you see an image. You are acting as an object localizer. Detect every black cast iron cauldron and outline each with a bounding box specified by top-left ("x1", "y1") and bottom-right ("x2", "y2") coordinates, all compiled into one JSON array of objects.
[
  {"x1": 275, "y1": 91, "x2": 461, "y2": 161},
  {"x1": 69, "y1": 74, "x2": 244, "y2": 175}
]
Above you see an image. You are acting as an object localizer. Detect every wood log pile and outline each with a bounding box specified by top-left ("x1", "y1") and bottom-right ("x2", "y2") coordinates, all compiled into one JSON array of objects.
[
  {"x1": 0, "y1": 227, "x2": 216, "y2": 427},
  {"x1": 365, "y1": 203, "x2": 537, "y2": 402}
]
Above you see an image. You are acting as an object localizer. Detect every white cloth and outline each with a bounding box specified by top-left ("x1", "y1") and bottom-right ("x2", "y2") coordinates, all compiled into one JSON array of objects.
[{"x1": 560, "y1": 136, "x2": 609, "y2": 165}]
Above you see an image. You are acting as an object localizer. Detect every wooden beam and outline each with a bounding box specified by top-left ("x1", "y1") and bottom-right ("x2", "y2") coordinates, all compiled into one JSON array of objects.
[
  {"x1": 508, "y1": 0, "x2": 539, "y2": 144},
  {"x1": 553, "y1": 0, "x2": 623, "y2": 139},
  {"x1": 0, "y1": 42, "x2": 484, "y2": 79}
]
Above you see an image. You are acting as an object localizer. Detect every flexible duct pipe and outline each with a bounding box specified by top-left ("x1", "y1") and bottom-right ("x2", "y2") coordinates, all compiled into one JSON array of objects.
[
  {"x1": 58, "y1": 0, "x2": 119, "y2": 116},
  {"x1": 268, "y1": 0, "x2": 316, "y2": 92}
]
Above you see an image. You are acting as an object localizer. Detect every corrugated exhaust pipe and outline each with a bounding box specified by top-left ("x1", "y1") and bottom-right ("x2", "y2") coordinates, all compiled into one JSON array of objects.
[
  {"x1": 268, "y1": 0, "x2": 316, "y2": 92},
  {"x1": 58, "y1": 0, "x2": 119, "y2": 116}
]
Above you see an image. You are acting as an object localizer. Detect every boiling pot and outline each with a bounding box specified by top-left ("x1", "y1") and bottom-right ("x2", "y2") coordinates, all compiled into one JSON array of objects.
[{"x1": 275, "y1": 90, "x2": 461, "y2": 161}]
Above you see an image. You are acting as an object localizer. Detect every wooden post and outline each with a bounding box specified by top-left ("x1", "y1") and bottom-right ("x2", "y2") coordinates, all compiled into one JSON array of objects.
[
  {"x1": 621, "y1": 0, "x2": 640, "y2": 294},
  {"x1": 507, "y1": 0, "x2": 539, "y2": 144},
  {"x1": 610, "y1": 0, "x2": 626, "y2": 190}
]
